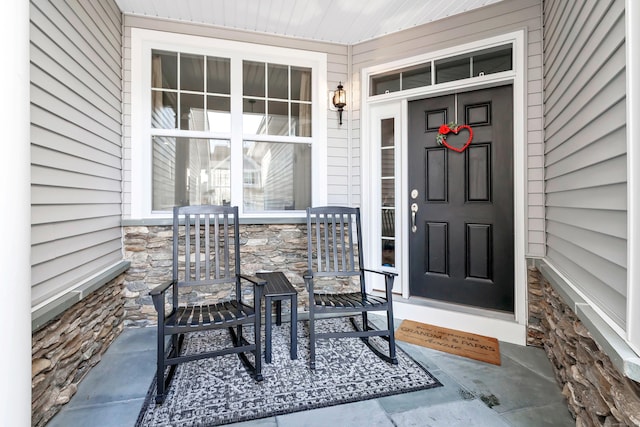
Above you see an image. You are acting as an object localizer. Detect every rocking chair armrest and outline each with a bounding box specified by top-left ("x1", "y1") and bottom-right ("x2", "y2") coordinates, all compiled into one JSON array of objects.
[
  {"x1": 149, "y1": 280, "x2": 176, "y2": 297},
  {"x1": 150, "y1": 280, "x2": 176, "y2": 314},
  {"x1": 238, "y1": 274, "x2": 267, "y2": 287},
  {"x1": 361, "y1": 268, "x2": 398, "y2": 278}
]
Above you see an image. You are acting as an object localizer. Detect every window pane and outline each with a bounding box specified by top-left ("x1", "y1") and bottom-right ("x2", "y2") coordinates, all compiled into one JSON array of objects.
[
  {"x1": 473, "y1": 46, "x2": 512, "y2": 76},
  {"x1": 243, "y1": 61, "x2": 265, "y2": 97},
  {"x1": 370, "y1": 72, "x2": 400, "y2": 95},
  {"x1": 381, "y1": 149, "x2": 394, "y2": 178},
  {"x1": 291, "y1": 66, "x2": 311, "y2": 101},
  {"x1": 382, "y1": 237, "x2": 395, "y2": 267},
  {"x1": 268, "y1": 63, "x2": 288, "y2": 99},
  {"x1": 152, "y1": 137, "x2": 231, "y2": 210},
  {"x1": 381, "y1": 118, "x2": 394, "y2": 147},
  {"x1": 180, "y1": 93, "x2": 204, "y2": 130},
  {"x1": 206, "y1": 96, "x2": 230, "y2": 132},
  {"x1": 291, "y1": 103, "x2": 312, "y2": 137},
  {"x1": 382, "y1": 178, "x2": 395, "y2": 205},
  {"x1": 243, "y1": 141, "x2": 311, "y2": 212},
  {"x1": 152, "y1": 50, "x2": 177, "y2": 89},
  {"x1": 435, "y1": 55, "x2": 471, "y2": 84},
  {"x1": 380, "y1": 114, "x2": 395, "y2": 268},
  {"x1": 402, "y1": 64, "x2": 431, "y2": 90},
  {"x1": 180, "y1": 53, "x2": 204, "y2": 92},
  {"x1": 151, "y1": 91, "x2": 177, "y2": 129},
  {"x1": 207, "y1": 57, "x2": 230, "y2": 94},
  {"x1": 268, "y1": 101, "x2": 289, "y2": 136},
  {"x1": 243, "y1": 99, "x2": 266, "y2": 134}
]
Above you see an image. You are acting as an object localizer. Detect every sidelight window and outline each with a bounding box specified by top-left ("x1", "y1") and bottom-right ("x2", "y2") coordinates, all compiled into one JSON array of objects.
[{"x1": 381, "y1": 118, "x2": 396, "y2": 267}]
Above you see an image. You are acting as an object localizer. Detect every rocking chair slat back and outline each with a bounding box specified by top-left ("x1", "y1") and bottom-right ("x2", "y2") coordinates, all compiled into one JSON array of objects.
[
  {"x1": 305, "y1": 206, "x2": 398, "y2": 370},
  {"x1": 150, "y1": 205, "x2": 265, "y2": 404},
  {"x1": 308, "y1": 207, "x2": 361, "y2": 277}
]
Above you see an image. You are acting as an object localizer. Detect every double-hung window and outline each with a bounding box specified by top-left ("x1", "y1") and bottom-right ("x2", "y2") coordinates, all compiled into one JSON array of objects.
[{"x1": 130, "y1": 30, "x2": 327, "y2": 218}]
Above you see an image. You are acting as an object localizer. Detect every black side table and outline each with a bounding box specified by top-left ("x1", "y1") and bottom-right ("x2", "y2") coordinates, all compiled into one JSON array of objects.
[{"x1": 256, "y1": 272, "x2": 298, "y2": 363}]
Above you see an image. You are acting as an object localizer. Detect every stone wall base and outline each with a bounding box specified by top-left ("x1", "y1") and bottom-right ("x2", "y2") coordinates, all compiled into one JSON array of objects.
[
  {"x1": 528, "y1": 267, "x2": 640, "y2": 426},
  {"x1": 124, "y1": 224, "x2": 311, "y2": 326},
  {"x1": 31, "y1": 274, "x2": 126, "y2": 427}
]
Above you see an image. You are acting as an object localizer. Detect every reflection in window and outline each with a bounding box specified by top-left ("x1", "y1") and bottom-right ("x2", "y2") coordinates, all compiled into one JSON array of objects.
[
  {"x1": 473, "y1": 46, "x2": 512, "y2": 76},
  {"x1": 380, "y1": 118, "x2": 395, "y2": 267},
  {"x1": 151, "y1": 50, "x2": 230, "y2": 131},
  {"x1": 147, "y1": 47, "x2": 315, "y2": 214},
  {"x1": 435, "y1": 55, "x2": 470, "y2": 84},
  {"x1": 243, "y1": 141, "x2": 311, "y2": 212},
  {"x1": 370, "y1": 44, "x2": 512, "y2": 95},
  {"x1": 370, "y1": 64, "x2": 431, "y2": 95},
  {"x1": 403, "y1": 64, "x2": 431, "y2": 90},
  {"x1": 371, "y1": 71, "x2": 400, "y2": 95},
  {"x1": 243, "y1": 61, "x2": 312, "y2": 137},
  {"x1": 152, "y1": 137, "x2": 230, "y2": 210}
]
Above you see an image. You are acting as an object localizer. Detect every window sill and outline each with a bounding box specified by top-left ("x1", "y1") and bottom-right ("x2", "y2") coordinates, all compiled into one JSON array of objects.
[
  {"x1": 122, "y1": 216, "x2": 308, "y2": 226},
  {"x1": 534, "y1": 258, "x2": 640, "y2": 383}
]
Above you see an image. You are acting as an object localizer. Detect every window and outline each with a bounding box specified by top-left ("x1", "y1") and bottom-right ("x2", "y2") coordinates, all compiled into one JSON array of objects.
[
  {"x1": 131, "y1": 30, "x2": 327, "y2": 218},
  {"x1": 369, "y1": 44, "x2": 512, "y2": 95},
  {"x1": 380, "y1": 118, "x2": 396, "y2": 267}
]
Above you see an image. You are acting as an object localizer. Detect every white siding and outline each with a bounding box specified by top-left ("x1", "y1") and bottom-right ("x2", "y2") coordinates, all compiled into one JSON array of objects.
[
  {"x1": 121, "y1": 16, "x2": 349, "y2": 217},
  {"x1": 543, "y1": 0, "x2": 627, "y2": 327},
  {"x1": 351, "y1": 0, "x2": 545, "y2": 256},
  {"x1": 30, "y1": 0, "x2": 123, "y2": 306}
]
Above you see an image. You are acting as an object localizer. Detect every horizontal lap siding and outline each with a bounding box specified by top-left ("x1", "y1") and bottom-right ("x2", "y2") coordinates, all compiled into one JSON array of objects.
[
  {"x1": 351, "y1": 0, "x2": 545, "y2": 255},
  {"x1": 30, "y1": 0, "x2": 123, "y2": 306},
  {"x1": 543, "y1": 0, "x2": 626, "y2": 327}
]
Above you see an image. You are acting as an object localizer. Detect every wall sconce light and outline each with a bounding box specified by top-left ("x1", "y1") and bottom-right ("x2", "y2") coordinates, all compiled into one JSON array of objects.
[{"x1": 332, "y1": 82, "x2": 347, "y2": 125}]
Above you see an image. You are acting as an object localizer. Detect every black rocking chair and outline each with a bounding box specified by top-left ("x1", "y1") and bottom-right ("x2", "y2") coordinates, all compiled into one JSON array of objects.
[
  {"x1": 150, "y1": 205, "x2": 265, "y2": 404},
  {"x1": 304, "y1": 206, "x2": 398, "y2": 369}
]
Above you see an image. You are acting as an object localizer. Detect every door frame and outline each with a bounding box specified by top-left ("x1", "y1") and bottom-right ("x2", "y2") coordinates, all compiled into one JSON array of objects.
[{"x1": 361, "y1": 30, "x2": 528, "y2": 344}]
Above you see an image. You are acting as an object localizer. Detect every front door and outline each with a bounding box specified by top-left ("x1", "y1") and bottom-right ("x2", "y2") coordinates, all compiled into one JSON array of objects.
[{"x1": 408, "y1": 85, "x2": 514, "y2": 312}]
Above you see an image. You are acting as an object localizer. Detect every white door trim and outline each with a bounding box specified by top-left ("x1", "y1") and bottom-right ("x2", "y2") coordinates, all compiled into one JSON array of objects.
[{"x1": 361, "y1": 30, "x2": 527, "y2": 345}]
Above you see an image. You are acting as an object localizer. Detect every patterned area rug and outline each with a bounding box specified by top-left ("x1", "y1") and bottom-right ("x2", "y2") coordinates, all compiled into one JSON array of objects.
[{"x1": 136, "y1": 317, "x2": 441, "y2": 427}]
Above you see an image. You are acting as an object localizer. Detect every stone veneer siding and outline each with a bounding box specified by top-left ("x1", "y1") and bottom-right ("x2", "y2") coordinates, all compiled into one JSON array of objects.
[
  {"x1": 123, "y1": 224, "x2": 311, "y2": 327},
  {"x1": 31, "y1": 274, "x2": 126, "y2": 427},
  {"x1": 528, "y1": 267, "x2": 640, "y2": 426}
]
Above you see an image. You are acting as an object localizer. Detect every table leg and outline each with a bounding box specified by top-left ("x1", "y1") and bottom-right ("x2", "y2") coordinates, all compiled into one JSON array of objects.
[
  {"x1": 275, "y1": 300, "x2": 282, "y2": 325},
  {"x1": 265, "y1": 296, "x2": 272, "y2": 363},
  {"x1": 291, "y1": 294, "x2": 297, "y2": 360}
]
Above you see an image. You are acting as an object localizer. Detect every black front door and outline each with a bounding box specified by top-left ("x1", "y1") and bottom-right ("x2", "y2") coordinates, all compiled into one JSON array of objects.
[{"x1": 408, "y1": 85, "x2": 514, "y2": 312}]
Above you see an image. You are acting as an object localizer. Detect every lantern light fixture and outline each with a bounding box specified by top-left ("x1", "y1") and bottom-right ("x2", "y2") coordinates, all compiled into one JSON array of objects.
[{"x1": 332, "y1": 82, "x2": 347, "y2": 125}]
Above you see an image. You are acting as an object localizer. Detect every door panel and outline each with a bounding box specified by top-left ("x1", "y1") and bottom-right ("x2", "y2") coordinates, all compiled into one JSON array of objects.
[{"x1": 408, "y1": 85, "x2": 514, "y2": 312}]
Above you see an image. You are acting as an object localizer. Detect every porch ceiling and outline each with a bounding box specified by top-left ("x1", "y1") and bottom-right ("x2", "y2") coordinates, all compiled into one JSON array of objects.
[{"x1": 114, "y1": 0, "x2": 503, "y2": 45}]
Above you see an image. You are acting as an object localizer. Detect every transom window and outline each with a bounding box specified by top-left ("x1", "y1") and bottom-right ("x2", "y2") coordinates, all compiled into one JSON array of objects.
[
  {"x1": 131, "y1": 31, "x2": 326, "y2": 217},
  {"x1": 370, "y1": 44, "x2": 512, "y2": 96}
]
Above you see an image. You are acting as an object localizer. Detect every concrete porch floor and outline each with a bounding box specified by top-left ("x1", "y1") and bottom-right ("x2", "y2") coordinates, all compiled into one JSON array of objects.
[{"x1": 46, "y1": 316, "x2": 574, "y2": 427}]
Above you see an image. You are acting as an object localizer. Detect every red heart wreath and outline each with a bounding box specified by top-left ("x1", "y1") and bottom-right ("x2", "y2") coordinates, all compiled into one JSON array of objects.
[{"x1": 436, "y1": 123, "x2": 474, "y2": 153}]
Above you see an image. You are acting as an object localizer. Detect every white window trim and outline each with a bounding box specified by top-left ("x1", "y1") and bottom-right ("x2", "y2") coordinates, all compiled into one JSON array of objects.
[
  {"x1": 130, "y1": 28, "x2": 327, "y2": 219},
  {"x1": 366, "y1": 101, "x2": 403, "y2": 295},
  {"x1": 360, "y1": 31, "x2": 528, "y2": 344}
]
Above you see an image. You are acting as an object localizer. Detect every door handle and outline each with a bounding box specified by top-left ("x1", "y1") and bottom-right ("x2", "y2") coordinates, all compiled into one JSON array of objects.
[{"x1": 411, "y1": 203, "x2": 418, "y2": 233}]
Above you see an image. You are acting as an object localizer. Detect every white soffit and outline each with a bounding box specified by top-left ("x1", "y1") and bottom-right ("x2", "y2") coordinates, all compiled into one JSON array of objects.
[{"x1": 115, "y1": 0, "x2": 504, "y2": 45}]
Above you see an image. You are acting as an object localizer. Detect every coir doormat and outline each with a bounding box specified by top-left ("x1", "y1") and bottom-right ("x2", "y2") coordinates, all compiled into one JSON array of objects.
[{"x1": 395, "y1": 319, "x2": 501, "y2": 365}]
